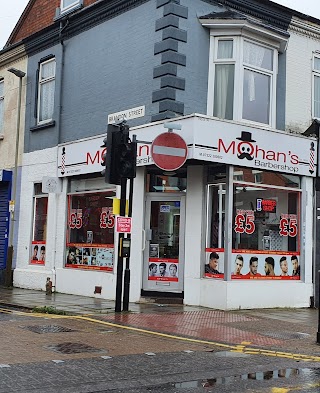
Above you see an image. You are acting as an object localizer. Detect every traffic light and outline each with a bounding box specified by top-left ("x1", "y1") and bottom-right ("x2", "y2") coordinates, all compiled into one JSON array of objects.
[
  {"x1": 102, "y1": 122, "x2": 137, "y2": 185},
  {"x1": 117, "y1": 141, "x2": 137, "y2": 179}
]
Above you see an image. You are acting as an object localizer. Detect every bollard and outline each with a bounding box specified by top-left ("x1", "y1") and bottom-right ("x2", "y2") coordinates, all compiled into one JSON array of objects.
[{"x1": 45, "y1": 277, "x2": 53, "y2": 295}]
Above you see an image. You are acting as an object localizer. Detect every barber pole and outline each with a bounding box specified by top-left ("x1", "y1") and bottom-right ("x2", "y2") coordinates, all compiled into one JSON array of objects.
[{"x1": 310, "y1": 142, "x2": 315, "y2": 174}]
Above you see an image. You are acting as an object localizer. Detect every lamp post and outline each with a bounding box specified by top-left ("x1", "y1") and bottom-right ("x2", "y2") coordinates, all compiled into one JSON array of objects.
[{"x1": 5, "y1": 67, "x2": 25, "y2": 287}]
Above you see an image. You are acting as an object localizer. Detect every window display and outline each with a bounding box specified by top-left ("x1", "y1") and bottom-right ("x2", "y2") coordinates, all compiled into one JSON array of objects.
[
  {"x1": 30, "y1": 184, "x2": 48, "y2": 265},
  {"x1": 66, "y1": 190, "x2": 115, "y2": 271},
  {"x1": 232, "y1": 169, "x2": 301, "y2": 279}
]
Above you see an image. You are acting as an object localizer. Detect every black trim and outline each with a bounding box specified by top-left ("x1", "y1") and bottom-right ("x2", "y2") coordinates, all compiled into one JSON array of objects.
[
  {"x1": 39, "y1": 54, "x2": 55, "y2": 64},
  {"x1": 30, "y1": 120, "x2": 56, "y2": 132}
]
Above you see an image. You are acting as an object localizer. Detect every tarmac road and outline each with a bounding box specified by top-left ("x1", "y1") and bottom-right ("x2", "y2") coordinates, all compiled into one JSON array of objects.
[{"x1": 1, "y1": 307, "x2": 320, "y2": 393}]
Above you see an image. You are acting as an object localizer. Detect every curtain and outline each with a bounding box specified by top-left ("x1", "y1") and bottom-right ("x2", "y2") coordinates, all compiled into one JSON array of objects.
[{"x1": 214, "y1": 64, "x2": 234, "y2": 120}]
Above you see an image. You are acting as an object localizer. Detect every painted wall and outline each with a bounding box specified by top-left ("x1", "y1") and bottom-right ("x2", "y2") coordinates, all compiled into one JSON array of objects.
[{"x1": 285, "y1": 20, "x2": 318, "y2": 133}]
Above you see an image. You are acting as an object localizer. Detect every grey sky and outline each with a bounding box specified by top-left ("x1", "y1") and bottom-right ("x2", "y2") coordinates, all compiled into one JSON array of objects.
[{"x1": 0, "y1": 0, "x2": 320, "y2": 49}]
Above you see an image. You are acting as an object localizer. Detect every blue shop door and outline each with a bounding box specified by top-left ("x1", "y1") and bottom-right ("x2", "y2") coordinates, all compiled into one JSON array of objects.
[{"x1": 0, "y1": 182, "x2": 9, "y2": 270}]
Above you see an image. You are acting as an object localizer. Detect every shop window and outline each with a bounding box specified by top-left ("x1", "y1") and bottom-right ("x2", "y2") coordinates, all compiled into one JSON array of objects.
[
  {"x1": 37, "y1": 58, "x2": 56, "y2": 124},
  {"x1": 313, "y1": 54, "x2": 320, "y2": 119},
  {"x1": 0, "y1": 80, "x2": 4, "y2": 132},
  {"x1": 66, "y1": 190, "x2": 116, "y2": 271},
  {"x1": 147, "y1": 173, "x2": 187, "y2": 192},
  {"x1": 232, "y1": 169, "x2": 301, "y2": 280},
  {"x1": 205, "y1": 165, "x2": 226, "y2": 279},
  {"x1": 208, "y1": 29, "x2": 278, "y2": 127},
  {"x1": 30, "y1": 184, "x2": 48, "y2": 265}
]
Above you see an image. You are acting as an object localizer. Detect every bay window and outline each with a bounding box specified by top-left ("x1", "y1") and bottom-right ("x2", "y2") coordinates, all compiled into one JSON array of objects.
[
  {"x1": 313, "y1": 54, "x2": 320, "y2": 119},
  {"x1": 207, "y1": 27, "x2": 283, "y2": 128}
]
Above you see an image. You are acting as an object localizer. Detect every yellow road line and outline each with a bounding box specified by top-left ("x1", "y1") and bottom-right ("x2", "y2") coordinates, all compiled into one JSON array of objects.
[{"x1": 3, "y1": 308, "x2": 320, "y2": 363}]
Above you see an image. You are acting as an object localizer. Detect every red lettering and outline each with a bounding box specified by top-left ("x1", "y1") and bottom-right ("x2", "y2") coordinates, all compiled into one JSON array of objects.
[
  {"x1": 255, "y1": 145, "x2": 266, "y2": 159},
  {"x1": 291, "y1": 154, "x2": 299, "y2": 165},
  {"x1": 218, "y1": 139, "x2": 235, "y2": 154},
  {"x1": 86, "y1": 150, "x2": 101, "y2": 165},
  {"x1": 138, "y1": 144, "x2": 150, "y2": 157}
]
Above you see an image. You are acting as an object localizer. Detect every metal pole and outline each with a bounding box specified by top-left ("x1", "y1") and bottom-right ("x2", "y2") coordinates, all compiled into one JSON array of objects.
[
  {"x1": 317, "y1": 270, "x2": 320, "y2": 344},
  {"x1": 123, "y1": 176, "x2": 134, "y2": 311},
  {"x1": 5, "y1": 74, "x2": 24, "y2": 287},
  {"x1": 115, "y1": 176, "x2": 127, "y2": 312}
]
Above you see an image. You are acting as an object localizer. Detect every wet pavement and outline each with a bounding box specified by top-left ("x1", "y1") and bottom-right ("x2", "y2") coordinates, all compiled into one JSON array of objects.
[{"x1": 1, "y1": 286, "x2": 320, "y2": 391}]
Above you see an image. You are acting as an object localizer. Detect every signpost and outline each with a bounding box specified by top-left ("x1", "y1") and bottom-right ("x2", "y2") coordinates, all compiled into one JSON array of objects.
[{"x1": 151, "y1": 132, "x2": 188, "y2": 171}]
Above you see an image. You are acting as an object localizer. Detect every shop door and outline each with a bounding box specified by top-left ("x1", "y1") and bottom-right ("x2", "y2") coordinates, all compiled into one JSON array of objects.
[{"x1": 142, "y1": 195, "x2": 185, "y2": 293}]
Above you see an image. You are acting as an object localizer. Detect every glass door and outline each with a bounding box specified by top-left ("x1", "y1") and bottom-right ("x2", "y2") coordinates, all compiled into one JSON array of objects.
[{"x1": 142, "y1": 195, "x2": 185, "y2": 293}]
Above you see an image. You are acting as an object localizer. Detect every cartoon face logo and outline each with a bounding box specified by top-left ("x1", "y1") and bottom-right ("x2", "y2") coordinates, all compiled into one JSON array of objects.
[{"x1": 236, "y1": 132, "x2": 256, "y2": 161}]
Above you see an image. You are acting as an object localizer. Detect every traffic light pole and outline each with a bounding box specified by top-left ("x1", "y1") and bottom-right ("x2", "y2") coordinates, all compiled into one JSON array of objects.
[
  {"x1": 123, "y1": 175, "x2": 134, "y2": 311},
  {"x1": 115, "y1": 176, "x2": 127, "y2": 312}
]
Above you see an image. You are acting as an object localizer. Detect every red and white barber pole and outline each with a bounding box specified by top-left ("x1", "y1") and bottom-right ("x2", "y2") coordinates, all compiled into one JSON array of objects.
[{"x1": 151, "y1": 132, "x2": 188, "y2": 171}]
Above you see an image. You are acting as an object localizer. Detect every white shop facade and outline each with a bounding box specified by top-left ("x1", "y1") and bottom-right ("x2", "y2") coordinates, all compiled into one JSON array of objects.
[{"x1": 14, "y1": 114, "x2": 317, "y2": 310}]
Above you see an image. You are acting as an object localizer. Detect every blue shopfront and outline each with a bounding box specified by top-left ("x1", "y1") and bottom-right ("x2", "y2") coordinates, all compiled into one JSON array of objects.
[{"x1": 0, "y1": 170, "x2": 12, "y2": 283}]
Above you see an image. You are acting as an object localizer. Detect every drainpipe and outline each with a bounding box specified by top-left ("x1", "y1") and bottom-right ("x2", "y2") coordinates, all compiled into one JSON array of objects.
[{"x1": 52, "y1": 18, "x2": 69, "y2": 290}]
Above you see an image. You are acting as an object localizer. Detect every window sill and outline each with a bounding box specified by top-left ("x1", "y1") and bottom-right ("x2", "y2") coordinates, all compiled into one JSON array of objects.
[
  {"x1": 30, "y1": 120, "x2": 55, "y2": 132},
  {"x1": 0, "y1": 134, "x2": 3, "y2": 140}
]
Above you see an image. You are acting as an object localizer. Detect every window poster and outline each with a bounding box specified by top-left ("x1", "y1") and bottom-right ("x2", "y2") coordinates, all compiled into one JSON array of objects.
[
  {"x1": 30, "y1": 193, "x2": 48, "y2": 265},
  {"x1": 148, "y1": 258, "x2": 179, "y2": 282},
  {"x1": 30, "y1": 241, "x2": 46, "y2": 265},
  {"x1": 204, "y1": 248, "x2": 224, "y2": 279},
  {"x1": 231, "y1": 250, "x2": 300, "y2": 279},
  {"x1": 66, "y1": 191, "x2": 115, "y2": 272}
]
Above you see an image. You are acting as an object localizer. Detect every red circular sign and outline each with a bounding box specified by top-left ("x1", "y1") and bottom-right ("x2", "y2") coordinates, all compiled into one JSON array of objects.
[{"x1": 151, "y1": 132, "x2": 188, "y2": 171}]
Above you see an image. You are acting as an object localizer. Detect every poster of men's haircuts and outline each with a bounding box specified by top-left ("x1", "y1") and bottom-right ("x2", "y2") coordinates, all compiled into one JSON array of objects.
[
  {"x1": 30, "y1": 241, "x2": 46, "y2": 265},
  {"x1": 230, "y1": 251, "x2": 300, "y2": 279},
  {"x1": 148, "y1": 259, "x2": 179, "y2": 282},
  {"x1": 65, "y1": 244, "x2": 114, "y2": 271},
  {"x1": 204, "y1": 249, "x2": 224, "y2": 279}
]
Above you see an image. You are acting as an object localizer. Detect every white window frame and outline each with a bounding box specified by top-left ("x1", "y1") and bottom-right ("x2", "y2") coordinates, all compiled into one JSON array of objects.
[
  {"x1": 61, "y1": 0, "x2": 80, "y2": 13},
  {"x1": 207, "y1": 28, "x2": 280, "y2": 129},
  {"x1": 312, "y1": 53, "x2": 320, "y2": 119},
  {"x1": 0, "y1": 80, "x2": 4, "y2": 132},
  {"x1": 37, "y1": 58, "x2": 56, "y2": 125}
]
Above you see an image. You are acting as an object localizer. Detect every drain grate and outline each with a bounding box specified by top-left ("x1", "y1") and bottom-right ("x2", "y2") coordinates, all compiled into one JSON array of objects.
[
  {"x1": 260, "y1": 331, "x2": 310, "y2": 340},
  {"x1": 45, "y1": 342, "x2": 105, "y2": 354},
  {"x1": 20, "y1": 325, "x2": 76, "y2": 334}
]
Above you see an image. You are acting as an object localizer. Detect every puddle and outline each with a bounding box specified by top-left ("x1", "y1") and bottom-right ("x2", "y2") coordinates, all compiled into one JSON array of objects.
[
  {"x1": 213, "y1": 351, "x2": 251, "y2": 358},
  {"x1": 167, "y1": 368, "x2": 320, "y2": 389}
]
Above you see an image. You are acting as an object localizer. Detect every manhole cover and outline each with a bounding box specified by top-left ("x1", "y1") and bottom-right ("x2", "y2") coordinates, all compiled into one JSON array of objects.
[
  {"x1": 45, "y1": 342, "x2": 105, "y2": 354},
  {"x1": 261, "y1": 331, "x2": 310, "y2": 340},
  {"x1": 20, "y1": 325, "x2": 76, "y2": 334}
]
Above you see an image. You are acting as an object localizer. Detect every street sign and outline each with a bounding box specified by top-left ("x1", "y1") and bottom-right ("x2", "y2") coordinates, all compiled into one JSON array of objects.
[
  {"x1": 151, "y1": 132, "x2": 188, "y2": 171},
  {"x1": 108, "y1": 105, "x2": 145, "y2": 124},
  {"x1": 116, "y1": 216, "x2": 132, "y2": 233}
]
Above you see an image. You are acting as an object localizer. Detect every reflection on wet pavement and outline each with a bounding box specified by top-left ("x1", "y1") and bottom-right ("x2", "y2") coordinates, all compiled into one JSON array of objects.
[{"x1": 164, "y1": 368, "x2": 320, "y2": 389}]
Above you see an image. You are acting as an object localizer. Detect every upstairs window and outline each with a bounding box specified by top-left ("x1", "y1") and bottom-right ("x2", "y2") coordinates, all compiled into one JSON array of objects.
[
  {"x1": 0, "y1": 80, "x2": 3, "y2": 132},
  {"x1": 38, "y1": 58, "x2": 56, "y2": 124},
  {"x1": 313, "y1": 54, "x2": 320, "y2": 119},
  {"x1": 208, "y1": 34, "x2": 279, "y2": 128},
  {"x1": 61, "y1": 0, "x2": 81, "y2": 13}
]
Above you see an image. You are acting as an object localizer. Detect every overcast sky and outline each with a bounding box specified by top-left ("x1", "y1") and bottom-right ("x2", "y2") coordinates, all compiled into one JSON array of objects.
[{"x1": 0, "y1": 0, "x2": 320, "y2": 49}]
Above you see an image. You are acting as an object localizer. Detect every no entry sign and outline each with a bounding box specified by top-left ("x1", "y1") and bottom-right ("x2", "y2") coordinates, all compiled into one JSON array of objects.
[{"x1": 151, "y1": 132, "x2": 188, "y2": 171}]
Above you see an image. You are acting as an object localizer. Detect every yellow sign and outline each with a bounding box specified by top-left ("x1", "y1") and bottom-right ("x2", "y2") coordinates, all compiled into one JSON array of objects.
[{"x1": 113, "y1": 198, "x2": 129, "y2": 215}]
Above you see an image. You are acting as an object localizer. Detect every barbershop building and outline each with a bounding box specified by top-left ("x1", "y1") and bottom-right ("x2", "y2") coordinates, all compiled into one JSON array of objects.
[{"x1": 14, "y1": 114, "x2": 316, "y2": 310}]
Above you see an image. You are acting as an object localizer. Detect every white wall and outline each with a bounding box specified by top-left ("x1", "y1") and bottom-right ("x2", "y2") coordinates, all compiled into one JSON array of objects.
[{"x1": 285, "y1": 23, "x2": 318, "y2": 133}]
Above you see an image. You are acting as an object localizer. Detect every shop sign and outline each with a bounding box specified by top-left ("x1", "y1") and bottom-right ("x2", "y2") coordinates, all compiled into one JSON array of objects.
[
  {"x1": 116, "y1": 216, "x2": 132, "y2": 233},
  {"x1": 58, "y1": 115, "x2": 317, "y2": 178}
]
